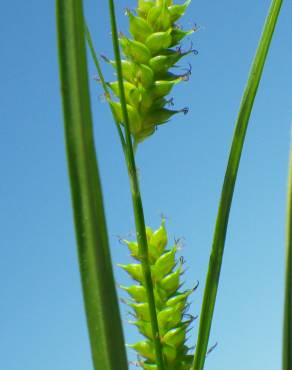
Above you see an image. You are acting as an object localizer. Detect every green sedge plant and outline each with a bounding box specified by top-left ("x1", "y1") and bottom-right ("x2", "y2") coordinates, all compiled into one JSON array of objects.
[{"x1": 56, "y1": 1, "x2": 284, "y2": 370}]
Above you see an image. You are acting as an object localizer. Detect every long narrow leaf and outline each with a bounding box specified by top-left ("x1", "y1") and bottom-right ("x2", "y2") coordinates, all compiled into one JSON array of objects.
[
  {"x1": 192, "y1": 1, "x2": 283, "y2": 369},
  {"x1": 84, "y1": 23, "x2": 126, "y2": 152},
  {"x1": 283, "y1": 145, "x2": 292, "y2": 370},
  {"x1": 56, "y1": 1, "x2": 128, "y2": 369},
  {"x1": 106, "y1": 1, "x2": 166, "y2": 369}
]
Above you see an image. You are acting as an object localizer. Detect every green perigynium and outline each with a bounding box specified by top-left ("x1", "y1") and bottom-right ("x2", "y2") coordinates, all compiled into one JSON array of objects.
[
  {"x1": 104, "y1": 0, "x2": 195, "y2": 145},
  {"x1": 120, "y1": 220, "x2": 195, "y2": 369}
]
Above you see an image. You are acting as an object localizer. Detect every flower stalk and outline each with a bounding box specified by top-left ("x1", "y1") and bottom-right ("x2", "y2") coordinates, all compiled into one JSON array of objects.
[{"x1": 107, "y1": 0, "x2": 166, "y2": 368}]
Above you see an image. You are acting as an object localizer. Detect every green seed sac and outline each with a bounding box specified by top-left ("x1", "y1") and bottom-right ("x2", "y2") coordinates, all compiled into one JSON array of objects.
[
  {"x1": 121, "y1": 220, "x2": 195, "y2": 369},
  {"x1": 106, "y1": 0, "x2": 195, "y2": 145}
]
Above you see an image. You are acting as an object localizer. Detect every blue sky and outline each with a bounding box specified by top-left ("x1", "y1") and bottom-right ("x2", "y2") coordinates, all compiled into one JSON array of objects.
[{"x1": 1, "y1": 1, "x2": 292, "y2": 369}]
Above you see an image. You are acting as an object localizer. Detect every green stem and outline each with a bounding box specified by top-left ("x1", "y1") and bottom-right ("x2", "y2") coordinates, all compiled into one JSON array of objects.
[
  {"x1": 56, "y1": 1, "x2": 128, "y2": 369},
  {"x1": 192, "y1": 1, "x2": 283, "y2": 370},
  {"x1": 107, "y1": 1, "x2": 166, "y2": 369},
  {"x1": 283, "y1": 145, "x2": 292, "y2": 370}
]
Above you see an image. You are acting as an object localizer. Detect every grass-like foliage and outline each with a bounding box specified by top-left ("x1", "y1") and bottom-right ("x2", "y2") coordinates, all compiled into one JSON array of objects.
[
  {"x1": 56, "y1": 1, "x2": 128, "y2": 369},
  {"x1": 192, "y1": 1, "x2": 283, "y2": 369},
  {"x1": 56, "y1": 0, "x2": 285, "y2": 369}
]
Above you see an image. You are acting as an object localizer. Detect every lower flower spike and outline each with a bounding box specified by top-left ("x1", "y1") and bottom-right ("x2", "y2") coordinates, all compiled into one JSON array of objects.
[{"x1": 120, "y1": 220, "x2": 195, "y2": 369}]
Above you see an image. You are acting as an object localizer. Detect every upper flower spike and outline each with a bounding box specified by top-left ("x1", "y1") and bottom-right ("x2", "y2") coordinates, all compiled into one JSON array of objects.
[{"x1": 105, "y1": 0, "x2": 195, "y2": 146}]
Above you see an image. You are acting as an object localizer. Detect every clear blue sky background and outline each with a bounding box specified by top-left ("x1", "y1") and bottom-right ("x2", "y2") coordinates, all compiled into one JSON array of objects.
[{"x1": 1, "y1": 1, "x2": 292, "y2": 369}]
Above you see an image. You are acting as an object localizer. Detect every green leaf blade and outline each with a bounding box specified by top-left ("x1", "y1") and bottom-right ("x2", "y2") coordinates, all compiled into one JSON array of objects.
[
  {"x1": 56, "y1": 1, "x2": 128, "y2": 369},
  {"x1": 283, "y1": 145, "x2": 292, "y2": 370},
  {"x1": 192, "y1": 1, "x2": 283, "y2": 370}
]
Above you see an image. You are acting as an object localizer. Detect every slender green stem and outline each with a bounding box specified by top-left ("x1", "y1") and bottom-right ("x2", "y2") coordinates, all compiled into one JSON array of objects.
[
  {"x1": 192, "y1": 1, "x2": 283, "y2": 370},
  {"x1": 56, "y1": 1, "x2": 128, "y2": 369},
  {"x1": 283, "y1": 144, "x2": 292, "y2": 370},
  {"x1": 84, "y1": 23, "x2": 126, "y2": 152},
  {"x1": 107, "y1": 1, "x2": 166, "y2": 369}
]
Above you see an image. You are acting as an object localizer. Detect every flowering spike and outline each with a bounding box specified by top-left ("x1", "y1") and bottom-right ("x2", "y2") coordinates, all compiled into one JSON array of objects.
[
  {"x1": 106, "y1": 0, "x2": 195, "y2": 145},
  {"x1": 120, "y1": 221, "x2": 195, "y2": 369}
]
